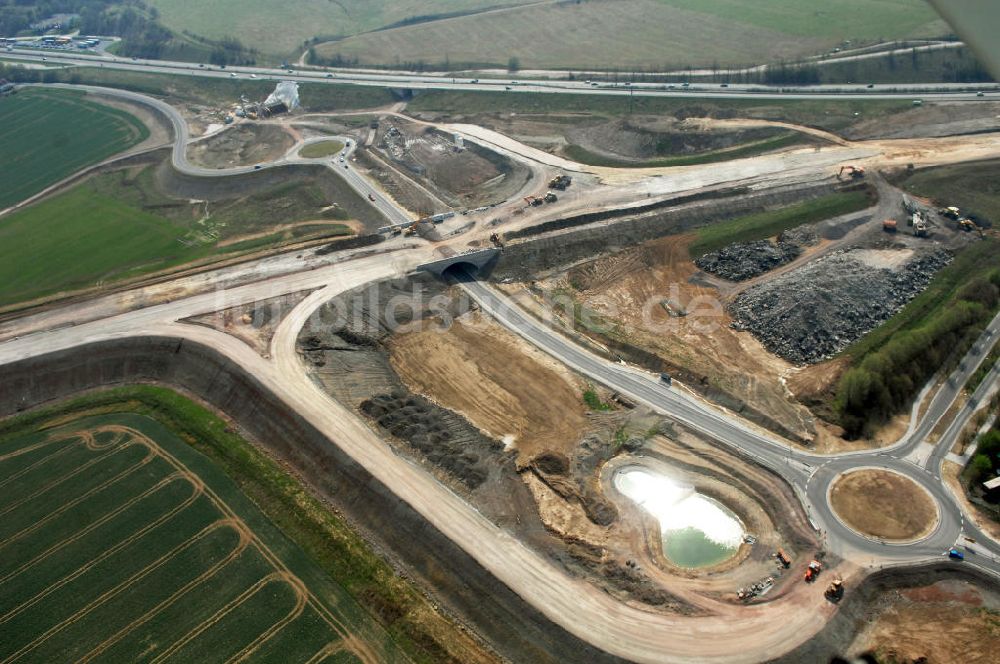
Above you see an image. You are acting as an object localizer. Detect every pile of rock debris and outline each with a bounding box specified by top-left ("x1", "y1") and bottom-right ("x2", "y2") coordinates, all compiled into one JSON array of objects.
[{"x1": 730, "y1": 249, "x2": 952, "y2": 364}]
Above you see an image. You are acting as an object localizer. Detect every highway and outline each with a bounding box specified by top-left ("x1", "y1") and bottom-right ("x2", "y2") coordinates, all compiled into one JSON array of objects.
[{"x1": 3, "y1": 48, "x2": 998, "y2": 102}]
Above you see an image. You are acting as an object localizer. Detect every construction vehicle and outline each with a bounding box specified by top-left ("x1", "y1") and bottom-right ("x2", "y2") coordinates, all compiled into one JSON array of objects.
[
  {"x1": 940, "y1": 206, "x2": 961, "y2": 220},
  {"x1": 958, "y1": 218, "x2": 978, "y2": 232},
  {"x1": 489, "y1": 232, "x2": 504, "y2": 250},
  {"x1": 524, "y1": 196, "x2": 544, "y2": 207},
  {"x1": 403, "y1": 221, "x2": 420, "y2": 237},
  {"x1": 804, "y1": 560, "x2": 822, "y2": 582},
  {"x1": 882, "y1": 219, "x2": 898, "y2": 233},
  {"x1": 837, "y1": 165, "x2": 865, "y2": 180},
  {"x1": 548, "y1": 174, "x2": 572, "y2": 190},
  {"x1": 914, "y1": 214, "x2": 929, "y2": 238},
  {"x1": 824, "y1": 578, "x2": 844, "y2": 602},
  {"x1": 775, "y1": 549, "x2": 791, "y2": 568},
  {"x1": 543, "y1": 191, "x2": 558, "y2": 203}
]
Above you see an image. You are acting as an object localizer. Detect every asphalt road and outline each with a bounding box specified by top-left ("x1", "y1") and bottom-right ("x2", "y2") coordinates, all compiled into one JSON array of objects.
[{"x1": 24, "y1": 83, "x2": 410, "y2": 226}]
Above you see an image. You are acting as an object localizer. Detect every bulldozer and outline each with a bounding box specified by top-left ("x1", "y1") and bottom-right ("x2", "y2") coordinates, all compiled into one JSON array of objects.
[
  {"x1": 824, "y1": 578, "x2": 844, "y2": 602},
  {"x1": 940, "y1": 206, "x2": 961, "y2": 220},
  {"x1": 543, "y1": 191, "x2": 558, "y2": 203},
  {"x1": 837, "y1": 165, "x2": 865, "y2": 180}
]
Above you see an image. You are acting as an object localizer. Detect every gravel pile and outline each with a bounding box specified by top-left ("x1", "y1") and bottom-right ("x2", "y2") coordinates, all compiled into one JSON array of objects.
[
  {"x1": 695, "y1": 239, "x2": 802, "y2": 281},
  {"x1": 730, "y1": 249, "x2": 952, "y2": 364}
]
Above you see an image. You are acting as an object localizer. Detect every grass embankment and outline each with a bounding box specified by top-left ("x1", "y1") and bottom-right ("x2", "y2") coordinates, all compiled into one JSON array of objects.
[
  {"x1": 0, "y1": 386, "x2": 492, "y2": 664},
  {"x1": 687, "y1": 190, "x2": 872, "y2": 257},
  {"x1": 899, "y1": 159, "x2": 1000, "y2": 223},
  {"x1": 0, "y1": 64, "x2": 396, "y2": 111},
  {"x1": 0, "y1": 163, "x2": 354, "y2": 307},
  {"x1": 0, "y1": 87, "x2": 148, "y2": 208},
  {"x1": 562, "y1": 131, "x2": 807, "y2": 168},
  {"x1": 300, "y1": 139, "x2": 345, "y2": 158},
  {"x1": 835, "y1": 240, "x2": 1000, "y2": 437},
  {"x1": 408, "y1": 90, "x2": 913, "y2": 136}
]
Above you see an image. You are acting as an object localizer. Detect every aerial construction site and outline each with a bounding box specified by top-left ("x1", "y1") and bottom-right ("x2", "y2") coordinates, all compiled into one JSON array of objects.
[{"x1": 1, "y1": 2, "x2": 1000, "y2": 663}]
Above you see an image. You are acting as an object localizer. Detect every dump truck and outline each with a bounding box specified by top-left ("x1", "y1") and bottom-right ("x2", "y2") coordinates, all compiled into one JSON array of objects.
[
  {"x1": 914, "y1": 216, "x2": 929, "y2": 238},
  {"x1": 775, "y1": 549, "x2": 791, "y2": 568},
  {"x1": 804, "y1": 560, "x2": 822, "y2": 582},
  {"x1": 838, "y1": 165, "x2": 865, "y2": 180},
  {"x1": 524, "y1": 196, "x2": 544, "y2": 207},
  {"x1": 882, "y1": 219, "x2": 898, "y2": 233},
  {"x1": 824, "y1": 578, "x2": 844, "y2": 602}
]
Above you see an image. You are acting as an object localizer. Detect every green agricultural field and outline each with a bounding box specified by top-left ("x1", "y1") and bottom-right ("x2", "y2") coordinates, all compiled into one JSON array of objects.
[
  {"x1": 0, "y1": 88, "x2": 149, "y2": 209},
  {"x1": 314, "y1": 0, "x2": 947, "y2": 70},
  {"x1": 0, "y1": 164, "x2": 360, "y2": 309},
  {"x1": 149, "y1": 0, "x2": 534, "y2": 55},
  {"x1": 0, "y1": 411, "x2": 409, "y2": 663}
]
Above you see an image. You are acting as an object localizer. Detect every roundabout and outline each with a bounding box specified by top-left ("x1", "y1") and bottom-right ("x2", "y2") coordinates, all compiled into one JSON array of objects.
[{"x1": 828, "y1": 468, "x2": 940, "y2": 543}]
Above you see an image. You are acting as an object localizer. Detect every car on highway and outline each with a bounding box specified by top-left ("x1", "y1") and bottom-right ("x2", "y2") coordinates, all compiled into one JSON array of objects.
[
  {"x1": 505, "y1": 86, "x2": 511, "y2": 90},
  {"x1": 250, "y1": 73, "x2": 257, "y2": 78},
  {"x1": 978, "y1": 91, "x2": 986, "y2": 97},
  {"x1": 326, "y1": 73, "x2": 333, "y2": 78},
  {"x1": 339, "y1": 156, "x2": 345, "y2": 162},
  {"x1": 867, "y1": 83, "x2": 875, "y2": 88},
  {"x1": 229, "y1": 72, "x2": 236, "y2": 78},
  {"x1": 253, "y1": 165, "x2": 262, "y2": 170},
  {"x1": 368, "y1": 193, "x2": 376, "y2": 202}
]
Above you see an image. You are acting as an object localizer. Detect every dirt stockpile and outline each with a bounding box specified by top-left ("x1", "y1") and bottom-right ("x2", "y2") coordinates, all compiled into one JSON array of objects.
[
  {"x1": 361, "y1": 390, "x2": 503, "y2": 489},
  {"x1": 731, "y1": 249, "x2": 952, "y2": 364},
  {"x1": 694, "y1": 239, "x2": 802, "y2": 282}
]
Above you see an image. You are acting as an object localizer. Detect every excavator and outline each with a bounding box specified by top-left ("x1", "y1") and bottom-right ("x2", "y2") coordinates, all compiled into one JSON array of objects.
[
  {"x1": 489, "y1": 232, "x2": 504, "y2": 251},
  {"x1": 837, "y1": 165, "x2": 865, "y2": 180}
]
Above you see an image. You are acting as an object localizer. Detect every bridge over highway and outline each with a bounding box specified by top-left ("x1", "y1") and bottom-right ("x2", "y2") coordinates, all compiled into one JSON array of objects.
[{"x1": 417, "y1": 248, "x2": 500, "y2": 277}]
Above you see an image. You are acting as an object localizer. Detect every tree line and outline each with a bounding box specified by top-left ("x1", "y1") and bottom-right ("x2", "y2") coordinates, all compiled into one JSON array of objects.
[{"x1": 836, "y1": 268, "x2": 1000, "y2": 438}]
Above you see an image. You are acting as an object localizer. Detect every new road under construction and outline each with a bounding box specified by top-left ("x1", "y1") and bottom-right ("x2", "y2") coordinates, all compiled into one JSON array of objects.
[{"x1": 2, "y1": 47, "x2": 1000, "y2": 663}]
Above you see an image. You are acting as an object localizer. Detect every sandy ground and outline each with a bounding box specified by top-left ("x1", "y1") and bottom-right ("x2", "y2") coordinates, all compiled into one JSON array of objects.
[
  {"x1": 188, "y1": 123, "x2": 296, "y2": 169},
  {"x1": 829, "y1": 469, "x2": 939, "y2": 541},
  {"x1": 849, "y1": 579, "x2": 1000, "y2": 664},
  {"x1": 389, "y1": 310, "x2": 588, "y2": 463},
  {"x1": 552, "y1": 233, "x2": 816, "y2": 441}
]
